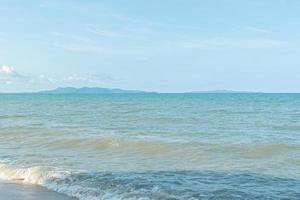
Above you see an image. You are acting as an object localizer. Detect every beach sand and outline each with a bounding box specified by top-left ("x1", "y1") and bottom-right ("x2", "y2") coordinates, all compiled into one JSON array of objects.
[{"x1": 0, "y1": 181, "x2": 75, "y2": 200}]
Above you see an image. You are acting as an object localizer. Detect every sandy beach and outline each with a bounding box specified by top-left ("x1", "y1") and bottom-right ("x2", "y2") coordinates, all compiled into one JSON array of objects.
[{"x1": 0, "y1": 181, "x2": 74, "y2": 200}]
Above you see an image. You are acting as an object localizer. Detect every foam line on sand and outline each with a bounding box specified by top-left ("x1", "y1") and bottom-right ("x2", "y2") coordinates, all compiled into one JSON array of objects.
[{"x1": 0, "y1": 181, "x2": 75, "y2": 200}]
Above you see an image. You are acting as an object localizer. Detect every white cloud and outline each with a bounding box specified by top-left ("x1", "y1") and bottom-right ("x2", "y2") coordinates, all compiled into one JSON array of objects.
[
  {"x1": 0, "y1": 66, "x2": 15, "y2": 74},
  {"x1": 0, "y1": 65, "x2": 54, "y2": 85},
  {"x1": 0, "y1": 65, "x2": 26, "y2": 80},
  {"x1": 0, "y1": 65, "x2": 116, "y2": 89}
]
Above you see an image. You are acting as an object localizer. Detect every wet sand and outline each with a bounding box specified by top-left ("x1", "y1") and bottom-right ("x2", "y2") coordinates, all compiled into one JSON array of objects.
[{"x1": 0, "y1": 181, "x2": 75, "y2": 200}]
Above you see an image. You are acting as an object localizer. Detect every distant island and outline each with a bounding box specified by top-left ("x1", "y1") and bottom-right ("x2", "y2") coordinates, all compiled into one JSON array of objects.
[
  {"x1": 188, "y1": 90, "x2": 255, "y2": 94},
  {"x1": 39, "y1": 87, "x2": 152, "y2": 94},
  {"x1": 38, "y1": 87, "x2": 256, "y2": 94}
]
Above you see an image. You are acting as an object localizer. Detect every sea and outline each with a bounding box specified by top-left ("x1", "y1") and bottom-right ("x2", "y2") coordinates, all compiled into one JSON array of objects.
[{"x1": 0, "y1": 93, "x2": 300, "y2": 200}]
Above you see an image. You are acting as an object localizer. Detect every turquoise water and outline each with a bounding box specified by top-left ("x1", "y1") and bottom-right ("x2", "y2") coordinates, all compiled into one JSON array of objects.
[{"x1": 0, "y1": 93, "x2": 300, "y2": 199}]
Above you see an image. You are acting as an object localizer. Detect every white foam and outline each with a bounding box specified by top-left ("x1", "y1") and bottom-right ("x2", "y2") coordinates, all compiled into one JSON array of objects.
[
  {"x1": 0, "y1": 164, "x2": 55, "y2": 184},
  {"x1": 0, "y1": 163, "x2": 126, "y2": 200}
]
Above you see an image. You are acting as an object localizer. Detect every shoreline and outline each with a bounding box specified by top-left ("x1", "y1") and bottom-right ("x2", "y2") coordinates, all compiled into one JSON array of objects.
[{"x1": 0, "y1": 181, "x2": 75, "y2": 200}]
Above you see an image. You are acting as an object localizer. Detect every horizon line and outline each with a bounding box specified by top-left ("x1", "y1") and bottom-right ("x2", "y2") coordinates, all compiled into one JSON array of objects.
[{"x1": 1, "y1": 87, "x2": 300, "y2": 94}]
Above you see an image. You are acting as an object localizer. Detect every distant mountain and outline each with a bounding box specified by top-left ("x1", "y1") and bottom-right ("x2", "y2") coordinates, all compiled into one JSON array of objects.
[
  {"x1": 189, "y1": 90, "x2": 255, "y2": 93},
  {"x1": 39, "y1": 87, "x2": 150, "y2": 94},
  {"x1": 37, "y1": 87, "x2": 257, "y2": 94}
]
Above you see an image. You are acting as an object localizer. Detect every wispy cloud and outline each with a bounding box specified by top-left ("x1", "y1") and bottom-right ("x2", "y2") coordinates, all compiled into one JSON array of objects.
[
  {"x1": 100, "y1": 13, "x2": 168, "y2": 29},
  {"x1": 64, "y1": 73, "x2": 116, "y2": 85},
  {"x1": 50, "y1": 31, "x2": 108, "y2": 53},
  {"x1": 172, "y1": 37, "x2": 291, "y2": 49},
  {"x1": 52, "y1": 42, "x2": 105, "y2": 53},
  {"x1": 50, "y1": 32, "x2": 94, "y2": 43},
  {"x1": 246, "y1": 26, "x2": 272, "y2": 34},
  {"x1": 88, "y1": 28, "x2": 130, "y2": 39},
  {"x1": 86, "y1": 25, "x2": 159, "y2": 41}
]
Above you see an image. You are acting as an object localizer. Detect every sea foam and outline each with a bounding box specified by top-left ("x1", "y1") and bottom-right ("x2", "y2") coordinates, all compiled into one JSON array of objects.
[{"x1": 0, "y1": 163, "x2": 125, "y2": 200}]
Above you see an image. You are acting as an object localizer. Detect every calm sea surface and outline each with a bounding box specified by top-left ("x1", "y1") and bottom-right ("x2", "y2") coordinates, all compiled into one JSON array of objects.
[{"x1": 0, "y1": 93, "x2": 300, "y2": 199}]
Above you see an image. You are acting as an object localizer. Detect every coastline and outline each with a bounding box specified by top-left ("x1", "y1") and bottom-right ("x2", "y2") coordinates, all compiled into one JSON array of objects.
[{"x1": 0, "y1": 181, "x2": 75, "y2": 200}]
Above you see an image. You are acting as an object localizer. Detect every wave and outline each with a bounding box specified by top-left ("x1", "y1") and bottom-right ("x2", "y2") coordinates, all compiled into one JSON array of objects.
[
  {"x1": 45, "y1": 136, "x2": 300, "y2": 158},
  {"x1": 273, "y1": 124, "x2": 300, "y2": 131},
  {"x1": 0, "y1": 163, "x2": 195, "y2": 200},
  {"x1": 0, "y1": 163, "x2": 111, "y2": 200},
  {"x1": 0, "y1": 115, "x2": 26, "y2": 119},
  {"x1": 0, "y1": 164, "x2": 72, "y2": 188},
  {"x1": 215, "y1": 143, "x2": 300, "y2": 157},
  {"x1": 46, "y1": 137, "x2": 174, "y2": 154},
  {"x1": 1, "y1": 163, "x2": 300, "y2": 200},
  {"x1": 0, "y1": 163, "x2": 189, "y2": 200}
]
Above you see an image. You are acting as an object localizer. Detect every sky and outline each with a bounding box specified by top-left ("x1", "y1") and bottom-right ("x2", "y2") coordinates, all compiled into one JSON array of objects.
[{"x1": 1, "y1": 0, "x2": 300, "y2": 93}]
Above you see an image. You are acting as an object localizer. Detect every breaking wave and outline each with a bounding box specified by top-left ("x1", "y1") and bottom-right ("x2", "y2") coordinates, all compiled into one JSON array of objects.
[{"x1": 1, "y1": 163, "x2": 300, "y2": 200}]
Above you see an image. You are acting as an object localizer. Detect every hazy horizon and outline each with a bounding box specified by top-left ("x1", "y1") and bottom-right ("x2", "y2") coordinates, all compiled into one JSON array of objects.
[
  {"x1": 2, "y1": 86, "x2": 300, "y2": 94},
  {"x1": 1, "y1": 0, "x2": 300, "y2": 93}
]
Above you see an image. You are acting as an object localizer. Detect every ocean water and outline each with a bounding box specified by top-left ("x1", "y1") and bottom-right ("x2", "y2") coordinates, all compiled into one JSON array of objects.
[{"x1": 0, "y1": 93, "x2": 300, "y2": 200}]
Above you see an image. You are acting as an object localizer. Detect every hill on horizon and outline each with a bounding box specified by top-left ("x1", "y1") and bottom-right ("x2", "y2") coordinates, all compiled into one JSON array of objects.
[
  {"x1": 39, "y1": 87, "x2": 150, "y2": 94},
  {"x1": 37, "y1": 87, "x2": 257, "y2": 94}
]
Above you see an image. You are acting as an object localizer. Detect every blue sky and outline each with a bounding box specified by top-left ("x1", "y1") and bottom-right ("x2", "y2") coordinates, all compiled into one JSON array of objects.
[{"x1": 0, "y1": 0, "x2": 300, "y2": 92}]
